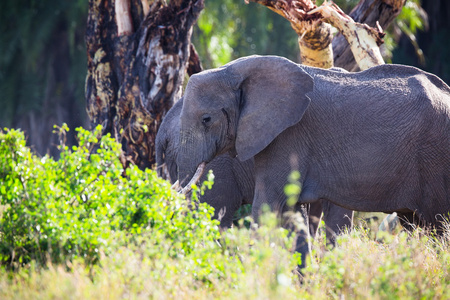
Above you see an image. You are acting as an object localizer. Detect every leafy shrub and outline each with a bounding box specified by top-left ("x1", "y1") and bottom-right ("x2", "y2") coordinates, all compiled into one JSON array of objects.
[{"x1": 0, "y1": 125, "x2": 221, "y2": 269}]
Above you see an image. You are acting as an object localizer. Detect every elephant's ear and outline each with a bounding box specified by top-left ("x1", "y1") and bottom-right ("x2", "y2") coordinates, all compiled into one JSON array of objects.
[{"x1": 228, "y1": 56, "x2": 314, "y2": 161}]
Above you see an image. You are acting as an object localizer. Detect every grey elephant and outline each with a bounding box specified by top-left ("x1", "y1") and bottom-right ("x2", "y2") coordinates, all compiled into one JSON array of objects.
[
  {"x1": 156, "y1": 98, "x2": 254, "y2": 228},
  {"x1": 155, "y1": 98, "x2": 353, "y2": 242},
  {"x1": 176, "y1": 55, "x2": 450, "y2": 267}
]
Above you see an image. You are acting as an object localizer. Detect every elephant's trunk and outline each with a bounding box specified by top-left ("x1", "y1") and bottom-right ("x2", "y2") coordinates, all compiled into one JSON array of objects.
[{"x1": 177, "y1": 129, "x2": 209, "y2": 188}]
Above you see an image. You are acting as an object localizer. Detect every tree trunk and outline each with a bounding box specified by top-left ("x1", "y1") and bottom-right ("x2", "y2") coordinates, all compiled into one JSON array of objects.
[{"x1": 85, "y1": 0, "x2": 203, "y2": 169}]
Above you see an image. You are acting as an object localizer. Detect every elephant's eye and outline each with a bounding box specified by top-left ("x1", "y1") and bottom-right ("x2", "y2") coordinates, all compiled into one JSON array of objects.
[{"x1": 202, "y1": 114, "x2": 212, "y2": 125}]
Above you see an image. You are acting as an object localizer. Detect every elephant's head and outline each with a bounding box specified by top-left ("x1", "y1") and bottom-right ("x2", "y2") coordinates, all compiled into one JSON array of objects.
[{"x1": 177, "y1": 55, "x2": 314, "y2": 187}]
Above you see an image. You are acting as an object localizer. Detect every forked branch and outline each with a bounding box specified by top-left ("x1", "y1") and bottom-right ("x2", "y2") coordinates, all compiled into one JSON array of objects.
[
  {"x1": 247, "y1": 0, "x2": 387, "y2": 70},
  {"x1": 309, "y1": 1, "x2": 385, "y2": 69}
]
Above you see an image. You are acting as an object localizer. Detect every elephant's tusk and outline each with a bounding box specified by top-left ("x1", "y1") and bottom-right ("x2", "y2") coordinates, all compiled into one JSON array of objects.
[
  {"x1": 178, "y1": 162, "x2": 206, "y2": 195},
  {"x1": 171, "y1": 180, "x2": 180, "y2": 191},
  {"x1": 162, "y1": 163, "x2": 172, "y2": 183}
]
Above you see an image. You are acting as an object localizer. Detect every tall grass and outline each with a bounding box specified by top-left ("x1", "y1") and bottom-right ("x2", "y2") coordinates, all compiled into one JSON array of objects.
[{"x1": 0, "y1": 222, "x2": 449, "y2": 299}]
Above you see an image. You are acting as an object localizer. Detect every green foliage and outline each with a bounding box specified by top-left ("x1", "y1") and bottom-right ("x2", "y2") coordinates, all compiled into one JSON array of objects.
[
  {"x1": 397, "y1": 0, "x2": 426, "y2": 34},
  {"x1": 193, "y1": 1, "x2": 299, "y2": 68},
  {"x1": 0, "y1": 217, "x2": 449, "y2": 299},
  {"x1": 0, "y1": 125, "x2": 221, "y2": 269},
  {"x1": 284, "y1": 171, "x2": 302, "y2": 207},
  {"x1": 0, "y1": 127, "x2": 304, "y2": 296},
  {"x1": 383, "y1": 0, "x2": 427, "y2": 64}
]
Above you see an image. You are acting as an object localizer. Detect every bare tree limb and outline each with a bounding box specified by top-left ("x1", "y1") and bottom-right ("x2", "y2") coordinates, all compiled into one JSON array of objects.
[
  {"x1": 332, "y1": 0, "x2": 406, "y2": 70},
  {"x1": 141, "y1": 0, "x2": 150, "y2": 16},
  {"x1": 310, "y1": 1, "x2": 385, "y2": 70},
  {"x1": 248, "y1": 0, "x2": 406, "y2": 71},
  {"x1": 298, "y1": 22, "x2": 334, "y2": 69}
]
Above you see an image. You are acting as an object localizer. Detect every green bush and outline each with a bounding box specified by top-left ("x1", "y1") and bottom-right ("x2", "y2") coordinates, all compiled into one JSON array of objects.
[{"x1": 0, "y1": 125, "x2": 221, "y2": 269}]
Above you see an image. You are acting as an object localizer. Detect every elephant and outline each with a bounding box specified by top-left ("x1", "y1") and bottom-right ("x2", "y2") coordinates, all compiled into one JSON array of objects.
[
  {"x1": 176, "y1": 55, "x2": 450, "y2": 267},
  {"x1": 156, "y1": 98, "x2": 254, "y2": 228},
  {"x1": 155, "y1": 97, "x2": 353, "y2": 242}
]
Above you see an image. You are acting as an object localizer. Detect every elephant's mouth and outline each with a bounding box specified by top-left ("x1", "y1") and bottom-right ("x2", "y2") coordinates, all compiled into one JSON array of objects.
[{"x1": 176, "y1": 162, "x2": 206, "y2": 195}]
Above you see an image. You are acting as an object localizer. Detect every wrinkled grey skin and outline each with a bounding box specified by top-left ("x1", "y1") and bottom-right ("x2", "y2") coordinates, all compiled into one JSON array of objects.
[
  {"x1": 156, "y1": 98, "x2": 254, "y2": 228},
  {"x1": 156, "y1": 98, "x2": 353, "y2": 242},
  {"x1": 177, "y1": 55, "x2": 450, "y2": 267}
]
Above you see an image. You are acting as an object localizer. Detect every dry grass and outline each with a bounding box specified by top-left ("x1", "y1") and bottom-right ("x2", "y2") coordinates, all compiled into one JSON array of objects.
[{"x1": 1, "y1": 218, "x2": 449, "y2": 300}]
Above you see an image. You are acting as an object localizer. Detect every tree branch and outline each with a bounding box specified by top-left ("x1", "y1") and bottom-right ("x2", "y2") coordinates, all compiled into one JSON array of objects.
[
  {"x1": 310, "y1": 1, "x2": 385, "y2": 70},
  {"x1": 187, "y1": 44, "x2": 203, "y2": 76},
  {"x1": 332, "y1": 0, "x2": 406, "y2": 70},
  {"x1": 248, "y1": 0, "x2": 406, "y2": 71},
  {"x1": 141, "y1": 0, "x2": 150, "y2": 17}
]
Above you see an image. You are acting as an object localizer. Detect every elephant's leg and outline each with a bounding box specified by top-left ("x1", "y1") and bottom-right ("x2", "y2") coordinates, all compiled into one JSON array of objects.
[
  {"x1": 308, "y1": 201, "x2": 353, "y2": 245},
  {"x1": 252, "y1": 178, "x2": 311, "y2": 269},
  {"x1": 321, "y1": 200, "x2": 353, "y2": 245},
  {"x1": 293, "y1": 204, "x2": 311, "y2": 270},
  {"x1": 397, "y1": 212, "x2": 425, "y2": 232}
]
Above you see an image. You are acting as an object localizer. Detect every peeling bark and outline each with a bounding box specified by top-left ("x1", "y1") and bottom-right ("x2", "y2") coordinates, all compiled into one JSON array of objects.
[
  {"x1": 86, "y1": 0, "x2": 204, "y2": 169},
  {"x1": 297, "y1": 23, "x2": 333, "y2": 69},
  {"x1": 115, "y1": 0, "x2": 134, "y2": 35},
  {"x1": 310, "y1": 1, "x2": 385, "y2": 70},
  {"x1": 332, "y1": 0, "x2": 406, "y2": 71}
]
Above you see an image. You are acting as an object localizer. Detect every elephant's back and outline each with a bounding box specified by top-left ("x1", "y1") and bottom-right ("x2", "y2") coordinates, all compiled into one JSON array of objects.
[
  {"x1": 312, "y1": 65, "x2": 450, "y2": 126},
  {"x1": 298, "y1": 68, "x2": 450, "y2": 211}
]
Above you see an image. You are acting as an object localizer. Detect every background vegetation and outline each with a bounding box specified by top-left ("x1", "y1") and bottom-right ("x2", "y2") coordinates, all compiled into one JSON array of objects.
[
  {"x1": 1, "y1": 0, "x2": 450, "y2": 298},
  {"x1": 0, "y1": 0, "x2": 88, "y2": 157}
]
